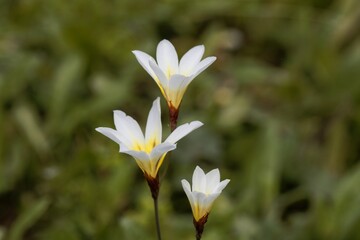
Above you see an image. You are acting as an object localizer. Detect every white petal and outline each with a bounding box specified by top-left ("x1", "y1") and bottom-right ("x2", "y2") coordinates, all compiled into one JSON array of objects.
[
  {"x1": 167, "y1": 74, "x2": 191, "y2": 108},
  {"x1": 124, "y1": 117, "x2": 145, "y2": 143},
  {"x1": 116, "y1": 132, "x2": 134, "y2": 150},
  {"x1": 149, "y1": 142, "x2": 176, "y2": 176},
  {"x1": 156, "y1": 39, "x2": 179, "y2": 77},
  {"x1": 168, "y1": 74, "x2": 189, "y2": 91},
  {"x1": 96, "y1": 111, "x2": 132, "y2": 145},
  {"x1": 132, "y1": 50, "x2": 157, "y2": 79},
  {"x1": 202, "y1": 192, "x2": 221, "y2": 210},
  {"x1": 119, "y1": 143, "x2": 130, "y2": 152},
  {"x1": 181, "y1": 179, "x2": 192, "y2": 192},
  {"x1": 165, "y1": 121, "x2": 203, "y2": 144},
  {"x1": 215, "y1": 179, "x2": 230, "y2": 193},
  {"x1": 149, "y1": 142, "x2": 176, "y2": 162},
  {"x1": 114, "y1": 110, "x2": 145, "y2": 149},
  {"x1": 113, "y1": 110, "x2": 126, "y2": 131},
  {"x1": 205, "y1": 169, "x2": 220, "y2": 193},
  {"x1": 149, "y1": 60, "x2": 169, "y2": 90},
  {"x1": 190, "y1": 56, "x2": 216, "y2": 79},
  {"x1": 192, "y1": 191, "x2": 208, "y2": 220},
  {"x1": 121, "y1": 149, "x2": 151, "y2": 172},
  {"x1": 181, "y1": 179, "x2": 195, "y2": 208},
  {"x1": 179, "y1": 45, "x2": 204, "y2": 76},
  {"x1": 193, "y1": 191, "x2": 207, "y2": 206},
  {"x1": 145, "y1": 98, "x2": 162, "y2": 146},
  {"x1": 192, "y1": 166, "x2": 206, "y2": 193},
  {"x1": 121, "y1": 149, "x2": 149, "y2": 161},
  {"x1": 95, "y1": 127, "x2": 121, "y2": 145}
]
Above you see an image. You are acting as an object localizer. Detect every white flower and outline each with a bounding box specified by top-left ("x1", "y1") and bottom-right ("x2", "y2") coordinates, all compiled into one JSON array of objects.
[
  {"x1": 181, "y1": 166, "x2": 230, "y2": 221},
  {"x1": 132, "y1": 39, "x2": 216, "y2": 110},
  {"x1": 96, "y1": 97, "x2": 203, "y2": 178}
]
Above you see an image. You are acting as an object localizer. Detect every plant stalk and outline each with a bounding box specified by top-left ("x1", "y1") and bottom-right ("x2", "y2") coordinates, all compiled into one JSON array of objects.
[
  {"x1": 145, "y1": 174, "x2": 162, "y2": 240},
  {"x1": 153, "y1": 196, "x2": 162, "y2": 240},
  {"x1": 169, "y1": 105, "x2": 179, "y2": 132},
  {"x1": 194, "y1": 214, "x2": 209, "y2": 240}
]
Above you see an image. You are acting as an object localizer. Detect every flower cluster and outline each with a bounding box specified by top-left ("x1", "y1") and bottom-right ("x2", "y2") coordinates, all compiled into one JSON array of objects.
[{"x1": 96, "y1": 39, "x2": 229, "y2": 240}]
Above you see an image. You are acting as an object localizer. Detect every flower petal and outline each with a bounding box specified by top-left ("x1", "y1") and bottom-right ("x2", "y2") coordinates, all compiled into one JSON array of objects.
[
  {"x1": 121, "y1": 149, "x2": 151, "y2": 173},
  {"x1": 119, "y1": 143, "x2": 130, "y2": 152},
  {"x1": 150, "y1": 142, "x2": 176, "y2": 162},
  {"x1": 95, "y1": 127, "x2": 122, "y2": 145},
  {"x1": 205, "y1": 168, "x2": 220, "y2": 194},
  {"x1": 132, "y1": 50, "x2": 157, "y2": 79},
  {"x1": 168, "y1": 74, "x2": 189, "y2": 92},
  {"x1": 151, "y1": 142, "x2": 176, "y2": 174},
  {"x1": 145, "y1": 98, "x2": 162, "y2": 147},
  {"x1": 114, "y1": 110, "x2": 145, "y2": 149},
  {"x1": 156, "y1": 39, "x2": 179, "y2": 78},
  {"x1": 179, "y1": 45, "x2": 204, "y2": 76},
  {"x1": 167, "y1": 74, "x2": 191, "y2": 108},
  {"x1": 181, "y1": 179, "x2": 192, "y2": 192},
  {"x1": 113, "y1": 110, "x2": 126, "y2": 131},
  {"x1": 192, "y1": 191, "x2": 207, "y2": 220},
  {"x1": 202, "y1": 192, "x2": 221, "y2": 211},
  {"x1": 215, "y1": 179, "x2": 230, "y2": 193},
  {"x1": 192, "y1": 166, "x2": 206, "y2": 193},
  {"x1": 190, "y1": 56, "x2": 216, "y2": 80},
  {"x1": 181, "y1": 179, "x2": 195, "y2": 208},
  {"x1": 165, "y1": 121, "x2": 203, "y2": 144},
  {"x1": 149, "y1": 60, "x2": 169, "y2": 93},
  {"x1": 121, "y1": 149, "x2": 149, "y2": 161}
]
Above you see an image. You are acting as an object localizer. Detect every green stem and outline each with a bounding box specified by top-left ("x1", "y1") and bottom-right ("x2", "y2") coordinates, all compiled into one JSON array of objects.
[
  {"x1": 145, "y1": 174, "x2": 162, "y2": 240},
  {"x1": 153, "y1": 196, "x2": 162, "y2": 240}
]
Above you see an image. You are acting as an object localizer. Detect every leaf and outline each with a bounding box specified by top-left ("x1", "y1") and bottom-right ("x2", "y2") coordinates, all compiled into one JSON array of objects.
[{"x1": 7, "y1": 198, "x2": 50, "y2": 240}]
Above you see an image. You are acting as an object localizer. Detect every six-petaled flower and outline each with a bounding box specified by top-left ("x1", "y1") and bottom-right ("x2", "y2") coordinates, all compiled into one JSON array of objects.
[
  {"x1": 133, "y1": 39, "x2": 216, "y2": 111},
  {"x1": 96, "y1": 97, "x2": 203, "y2": 179},
  {"x1": 181, "y1": 166, "x2": 230, "y2": 222}
]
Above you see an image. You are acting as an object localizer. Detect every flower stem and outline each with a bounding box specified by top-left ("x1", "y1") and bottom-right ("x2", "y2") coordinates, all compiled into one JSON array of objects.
[
  {"x1": 145, "y1": 174, "x2": 162, "y2": 240},
  {"x1": 153, "y1": 196, "x2": 162, "y2": 240},
  {"x1": 194, "y1": 220, "x2": 203, "y2": 240},
  {"x1": 193, "y1": 214, "x2": 209, "y2": 240},
  {"x1": 169, "y1": 105, "x2": 179, "y2": 132}
]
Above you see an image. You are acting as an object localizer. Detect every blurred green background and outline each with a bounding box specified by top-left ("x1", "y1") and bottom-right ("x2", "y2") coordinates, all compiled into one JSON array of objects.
[{"x1": 1, "y1": 0, "x2": 360, "y2": 239}]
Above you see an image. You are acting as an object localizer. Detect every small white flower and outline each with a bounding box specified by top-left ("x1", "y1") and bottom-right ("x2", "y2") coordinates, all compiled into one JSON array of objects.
[
  {"x1": 133, "y1": 39, "x2": 216, "y2": 110},
  {"x1": 96, "y1": 97, "x2": 203, "y2": 178},
  {"x1": 181, "y1": 166, "x2": 230, "y2": 221}
]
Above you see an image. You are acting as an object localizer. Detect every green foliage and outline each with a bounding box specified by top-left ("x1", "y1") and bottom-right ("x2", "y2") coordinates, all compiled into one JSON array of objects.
[{"x1": 1, "y1": 0, "x2": 360, "y2": 239}]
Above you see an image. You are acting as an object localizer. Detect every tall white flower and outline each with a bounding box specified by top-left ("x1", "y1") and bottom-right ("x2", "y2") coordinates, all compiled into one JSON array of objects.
[
  {"x1": 96, "y1": 97, "x2": 203, "y2": 179},
  {"x1": 132, "y1": 39, "x2": 216, "y2": 110},
  {"x1": 181, "y1": 166, "x2": 230, "y2": 222}
]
